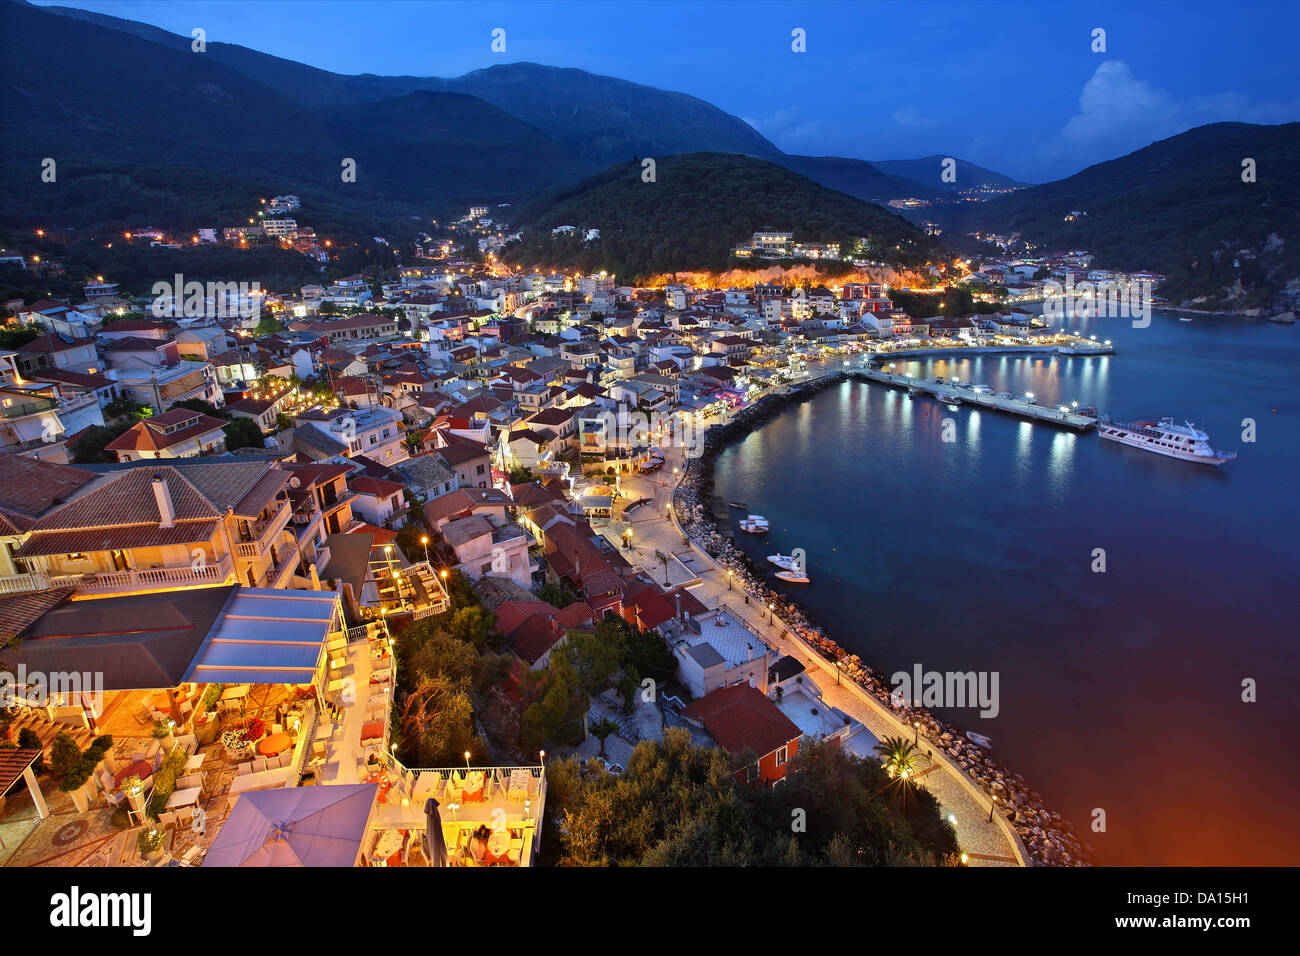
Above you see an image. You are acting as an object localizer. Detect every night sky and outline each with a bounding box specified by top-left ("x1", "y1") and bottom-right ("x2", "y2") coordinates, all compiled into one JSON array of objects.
[{"x1": 40, "y1": 0, "x2": 1300, "y2": 183}]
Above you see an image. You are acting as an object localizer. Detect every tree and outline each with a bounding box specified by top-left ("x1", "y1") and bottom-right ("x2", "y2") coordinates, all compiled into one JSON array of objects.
[
  {"x1": 873, "y1": 735, "x2": 925, "y2": 779},
  {"x1": 49, "y1": 732, "x2": 83, "y2": 777},
  {"x1": 222, "y1": 417, "x2": 263, "y2": 451},
  {"x1": 654, "y1": 550, "x2": 671, "y2": 587},
  {"x1": 171, "y1": 398, "x2": 227, "y2": 419},
  {"x1": 521, "y1": 662, "x2": 586, "y2": 751},
  {"x1": 70, "y1": 421, "x2": 131, "y2": 463},
  {"x1": 553, "y1": 628, "x2": 623, "y2": 698},
  {"x1": 16, "y1": 727, "x2": 44, "y2": 773},
  {"x1": 589, "y1": 717, "x2": 619, "y2": 758}
]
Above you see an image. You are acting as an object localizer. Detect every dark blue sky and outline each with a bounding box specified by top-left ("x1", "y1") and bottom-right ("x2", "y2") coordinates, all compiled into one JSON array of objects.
[{"x1": 44, "y1": 0, "x2": 1300, "y2": 182}]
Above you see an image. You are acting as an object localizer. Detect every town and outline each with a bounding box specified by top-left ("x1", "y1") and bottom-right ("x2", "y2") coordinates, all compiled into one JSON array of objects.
[{"x1": 0, "y1": 198, "x2": 1128, "y2": 870}]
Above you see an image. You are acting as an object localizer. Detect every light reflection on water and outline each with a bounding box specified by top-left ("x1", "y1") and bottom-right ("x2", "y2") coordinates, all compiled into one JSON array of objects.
[{"x1": 712, "y1": 314, "x2": 1300, "y2": 865}]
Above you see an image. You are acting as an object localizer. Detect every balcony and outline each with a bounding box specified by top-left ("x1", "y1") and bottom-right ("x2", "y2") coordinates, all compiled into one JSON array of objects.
[
  {"x1": 234, "y1": 504, "x2": 293, "y2": 558},
  {"x1": 1, "y1": 554, "x2": 235, "y2": 597}
]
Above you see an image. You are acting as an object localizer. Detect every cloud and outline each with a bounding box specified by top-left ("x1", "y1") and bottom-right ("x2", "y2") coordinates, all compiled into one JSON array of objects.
[
  {"x1": 1048, "y1": 60, "x2": 1300, "y2": 163},
  {"x1": 892, "y1": 107, "x2": 939, "y2": 129},
  {"x1": 744, "y1": 106, "x2": 828, "y2": 152}
]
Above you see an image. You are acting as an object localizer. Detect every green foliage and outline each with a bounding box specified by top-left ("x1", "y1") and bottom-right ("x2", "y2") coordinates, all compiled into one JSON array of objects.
[
  {"x1": 49, "y1": 732, "x2": 83, "y2": 777},
  {"x1": 552, "y1": 627, "x2": 623, "y2": 698},
  {"x1": 589, "y1": 717, "x2": 620, "y2": 757},
  {"x1": 952, "y1": 122, "x2": 1300, "y2": 311},
  {"x1": 538, "y1": 732, "x2": 957, "y2": 867},
  {"x1": 145, "y1": 749, "x2": 189, "y2": 819},
  {"x1": 503, "y1": 154, "x2": 937, "y2": 282},
  {"x1": 16, "y1": 727, "x2": 44, "y2": 773},
  {"x1": 70, "y1": 420, "x2": 132, "y2": 463},
  {"x1": 0, "y1": 324, "x2": 40, "y2": 349},
  {"x1": 137, "y1": 827, "x2": 164, "y2": 857},
  {"x1": 536, "y1": 582, "x2": 575, "y2": 609},
  {"x1": 223, "y1": 416, "x2": 264, "y2": 451},
  {"x1": 199, "y1": 684, "x2": 224, "y2": 713}
]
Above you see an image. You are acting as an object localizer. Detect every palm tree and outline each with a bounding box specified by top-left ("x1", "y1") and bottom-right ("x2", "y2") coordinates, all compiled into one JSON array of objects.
[
  {"x1": 874, "y1": 735, "x2": 923, "y2": 779},
  {"x1": 654, "y1": 550, "x2": 671, "y2": 587},
  {"x1": 590, "y1": 717, "x2": 620, "y2": 758}
]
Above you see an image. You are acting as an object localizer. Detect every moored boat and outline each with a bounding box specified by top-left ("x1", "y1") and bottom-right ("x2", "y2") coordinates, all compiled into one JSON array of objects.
[
  {"x1": 767, "y1": 554, "x2": 801, "y2": 571},
  {"x1": 1098, "y1": 416, "x2": 1236, "y2": 465},
  {"x1": 739, "y1": 514, "x2": 770, "y2": 533},
  {"x1": 774, "y1": 570, "x2": 810, "y2": 584}
]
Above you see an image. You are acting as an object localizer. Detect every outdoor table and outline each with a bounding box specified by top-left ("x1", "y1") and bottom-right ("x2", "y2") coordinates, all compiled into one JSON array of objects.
[
  {"x1": 258, "y1": 733, "x2": 293, "y2": 757},
  {"x1": 507, "y1": 769, "x2": 531, "y2": 800},
  {"x1": 166, "y1": 787, "x2": 202, "y2": 810},
  {"x1": 487, "y1": 830, "x2": 510, "y2": 857},
  {"x1": 220, "y1": 686, "x2": 250, "y2": 702},
  {"x1": 114, "y1": 760, "x2": 154, "y2": 789},
  {"x1": 462, "y1": 770, "x2": 485, "y2": 803},
  {"x1": 360, "y1": 721, "x2": 384, "y2": 744},
  {"x1": 372, "y1": 829, "x2": 403, "y2": 866},
  {"x1": 184, "y1": 753, "x2": 206, "y2": 772}
]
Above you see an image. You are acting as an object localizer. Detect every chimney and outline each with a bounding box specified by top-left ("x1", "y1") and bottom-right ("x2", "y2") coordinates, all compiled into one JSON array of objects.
[
  {"x1": 152, "y1": 475, "x2": 175, "y2": 528},
  {"x1": 674, "y1": 591, "x2": 681, "y2": 622}
]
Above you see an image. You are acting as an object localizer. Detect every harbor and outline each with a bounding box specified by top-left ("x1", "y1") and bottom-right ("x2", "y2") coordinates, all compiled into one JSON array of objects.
[{"x1": 852, "y1": 367, "x2": 1099, "y2": 431}]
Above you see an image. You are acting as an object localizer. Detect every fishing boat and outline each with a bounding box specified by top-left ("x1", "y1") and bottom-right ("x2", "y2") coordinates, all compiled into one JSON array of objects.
[
  {"x1": 774, "y1": 570, "x2": 810, "y2": 584},
  {"x1": 1098, "y1": 416, "x2": 1236, "y2": 465},
  {"x1": 966, "y1": 731, "x2": 993, "y2": 749},
  {"x1": 766, "y1": 554, "x2": 801, "y2": 571},
  {"x1": 739, "y1": 514, "x2": 769, "y2": 533}
]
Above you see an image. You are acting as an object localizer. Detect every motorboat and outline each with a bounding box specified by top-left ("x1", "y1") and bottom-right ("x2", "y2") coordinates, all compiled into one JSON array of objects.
[
  {"x1": 1098, "y1": 416, "x2": 1236, "y2": 465},
  {"x1": 773, "y1": 570, "x2": 810, "y2": 584},
  {"x1": 766, "y1": 554, "x2": 801, "y2": 572},
  {"x1": 739, "y1": 514, "x2": 769, "y2": 533}
]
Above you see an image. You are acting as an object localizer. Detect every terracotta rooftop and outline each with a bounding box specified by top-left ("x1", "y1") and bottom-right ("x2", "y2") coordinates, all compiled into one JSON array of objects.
[{"x1": 683, "y1": 684, "x2": 802, "y2": 760}]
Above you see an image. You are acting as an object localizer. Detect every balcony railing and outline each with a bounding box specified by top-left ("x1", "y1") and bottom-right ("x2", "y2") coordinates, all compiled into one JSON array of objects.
[
  {"x1": 1, "y1": 554, "x2": 234, "y2": 596},
  {"x1": 234, "y1": 505, "x2": 293, "y2": 558}
]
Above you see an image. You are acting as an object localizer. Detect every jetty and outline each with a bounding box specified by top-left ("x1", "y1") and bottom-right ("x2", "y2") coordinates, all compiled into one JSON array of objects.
[{"x1": 853, "y1": 368, "x2": 1098, "y2": 431}]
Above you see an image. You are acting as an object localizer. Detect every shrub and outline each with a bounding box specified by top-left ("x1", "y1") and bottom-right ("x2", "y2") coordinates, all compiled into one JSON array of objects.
[
  {"x1": 58, "y1": 756, "x2": 98, "y2": 793},
  {"x1": 151, "y1": 720, "x2": 173, "y2": 740},
  {"x1": 137, "y1": 828, "x2": 164, "y2": 857},
  {"x1": 145, "y1": 750, "x2": 189, "y2": 819},
  {"x1": 49, "y1": 732, "x2": 83, "y2": 777},
  {"x1": 16, "y1": 728, "x2": 44, "y2": 773}
]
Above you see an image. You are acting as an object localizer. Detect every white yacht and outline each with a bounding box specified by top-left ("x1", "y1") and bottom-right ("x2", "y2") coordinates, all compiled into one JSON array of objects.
[
  {"x1": 739, "y1": 514, "x2": 770, "y2": 533},
  {"x1": 774, "y1": 570, "x2": 810, "y2": 584},
  {"x1": 767, "y1": 554, "x2": 801, "y2": 571},
  {"x1": 1098, "y1": 416, "x2": 1236, "y2": 465}
]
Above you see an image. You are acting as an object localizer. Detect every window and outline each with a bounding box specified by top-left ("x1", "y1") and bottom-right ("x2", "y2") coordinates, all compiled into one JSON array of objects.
[{"x1": 775, "y1": 746, "x2": 788, "y2": 767}]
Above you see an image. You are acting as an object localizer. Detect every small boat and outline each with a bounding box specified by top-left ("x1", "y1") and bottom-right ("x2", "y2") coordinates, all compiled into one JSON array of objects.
[
  {"x1": 767, "y1": 554, "x2": 801, "y2": 571},
  {"x1": 774, "y1": 570, "x2": 810, "y2": 584},
  {"x1": 728, "y1": 501, "x2": 748, "y2": 509},
  {"x1": 739, "y1": 514, "x2": 769, "y2": 533},
  {"x1": 932, "y1": 388, "x2": 963, "y2": 409},
  {"x1": 1179, "y1": 316, "x2": 1192, "y2": 322},
  {"x1": 966, "y1": 731, "x2": 993, "y2": 749}
]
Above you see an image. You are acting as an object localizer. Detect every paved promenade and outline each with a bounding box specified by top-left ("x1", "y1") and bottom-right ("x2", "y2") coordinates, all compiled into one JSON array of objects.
[{"x1": 606, "y1": 433, "x2": 1027, "y2": 867}]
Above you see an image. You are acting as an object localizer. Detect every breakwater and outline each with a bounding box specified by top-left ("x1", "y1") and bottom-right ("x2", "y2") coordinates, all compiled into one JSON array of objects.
[{"x1": 672, "y1": 373, "x2": 1094, "y2": 866}]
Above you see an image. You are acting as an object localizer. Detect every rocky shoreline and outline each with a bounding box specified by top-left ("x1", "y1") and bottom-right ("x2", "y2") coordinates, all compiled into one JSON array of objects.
[{"x1": 671, "y1": 373, "x2": 1095, "y2": 867}]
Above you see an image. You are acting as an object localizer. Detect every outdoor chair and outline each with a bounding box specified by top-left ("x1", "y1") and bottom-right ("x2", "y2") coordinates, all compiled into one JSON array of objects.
[
  {"x1": 157, "y1": 811, "x2": 178, "y2": 832},
  {"x1": 130, "y1": 752, "x2": 146, "y2": 764},
  {"x1": 104, "y1": 790, "x2": 126, "y2": 808},
  {"x1": 176, "y1": 733, "x2": 198, "y2": 755},
  {"x1": 252, "y1": 757, "x2": 268, "y2": 773},
  {"x1": 175, "y1": 806, "x2": 195, "y2": 829},
  {"x1": 236, "y1": 762, "x2": 251, "y2": 776}
]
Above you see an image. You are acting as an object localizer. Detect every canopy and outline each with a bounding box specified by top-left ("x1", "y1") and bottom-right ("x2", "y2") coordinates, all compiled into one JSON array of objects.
[
  {"x1": 202, "y1": 783, "x2": 377, "y2": 867},
  {"x1": 185, "y1": 588, "x2": 339, "y2": 684}
]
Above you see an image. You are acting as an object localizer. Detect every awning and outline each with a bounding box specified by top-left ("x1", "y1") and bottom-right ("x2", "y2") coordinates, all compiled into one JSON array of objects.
[
  {"x1": 184, "y1": 588, "x2": 339, "y2": 685},
  {"x1": 202, "y1": 783, "x2": 377, "y2": 867}
]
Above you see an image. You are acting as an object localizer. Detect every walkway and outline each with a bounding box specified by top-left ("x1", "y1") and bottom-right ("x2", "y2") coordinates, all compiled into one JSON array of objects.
[{"x1": 614, "y1": 439, "x2": 1026, "y2": 867}]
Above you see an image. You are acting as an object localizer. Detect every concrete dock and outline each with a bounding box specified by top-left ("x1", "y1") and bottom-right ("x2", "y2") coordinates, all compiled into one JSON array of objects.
[{"x1": 853, "y1": 367, "x2": 1098, "y2": 431}]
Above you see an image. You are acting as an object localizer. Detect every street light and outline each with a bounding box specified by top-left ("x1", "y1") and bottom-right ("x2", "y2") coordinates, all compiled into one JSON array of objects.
[
  {"x1": 767, "y1": 602, "x2": 774, "y2": 623},
  {"x1": 913, "y1": 720, "x2": 920, "y2": 745},
  {"x1": 420, "y1": 535, "x2": 430, "y2": 564},
  {"x1": 727, "y1": 570, "x2": 733, "y2": 591},
  {"x1": 989, "y1": 793, "x2": 998, "y2": 822}
]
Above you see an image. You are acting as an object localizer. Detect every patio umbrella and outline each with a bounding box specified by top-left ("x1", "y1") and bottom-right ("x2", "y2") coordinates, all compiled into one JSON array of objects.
[{"x1": 422, "y1": 796, "x2": 448, "y2": 867}]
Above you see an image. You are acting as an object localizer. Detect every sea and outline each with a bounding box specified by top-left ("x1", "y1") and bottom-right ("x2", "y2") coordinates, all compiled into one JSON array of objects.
[{"x1": 711, "y1": 310, "x2": 1299, "y2": 865}]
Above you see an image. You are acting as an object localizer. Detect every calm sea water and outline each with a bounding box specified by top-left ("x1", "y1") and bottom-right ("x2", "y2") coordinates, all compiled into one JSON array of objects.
[{"x1": 712, "y1": 311, "x2": 1300, "y2": 866}]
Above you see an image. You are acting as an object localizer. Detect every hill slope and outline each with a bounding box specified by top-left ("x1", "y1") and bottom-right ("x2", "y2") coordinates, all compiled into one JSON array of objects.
[
  {"x1": 871, "y1": 156, "x2": 1025, "y2": 191},
  {"x1": 778, "y1": 155, "x2": 943, "y2": 202},
  {"x1": 950, "y1": 122, "x2": 1300, "y2": 312},
  {"x1": 501, "y1": 154, "x2": 936, "y2": 281},
  {"x1": 0, "y1": 1, "x2": 588, "y2": 231}
]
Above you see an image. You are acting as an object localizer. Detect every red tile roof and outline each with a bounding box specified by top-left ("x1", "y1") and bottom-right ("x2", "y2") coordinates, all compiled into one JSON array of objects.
[{"x1": 683, "y1": 684, "x2": 802, "y2": 760}]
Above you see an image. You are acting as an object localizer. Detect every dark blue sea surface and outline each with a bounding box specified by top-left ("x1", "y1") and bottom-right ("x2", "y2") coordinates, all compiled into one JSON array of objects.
[{"x1": 712, "y1": 311, "x2": 1299, "y2": 865}]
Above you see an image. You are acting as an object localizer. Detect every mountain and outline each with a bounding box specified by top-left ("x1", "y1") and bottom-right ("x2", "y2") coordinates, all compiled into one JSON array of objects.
[
  {"x1": 949, "y1": 122, "x2": 1300, "y2": 313},
  {"x1": 43, "y1": 6, "x2": 783, "y2": 168},
  {"x1": 0, "y1": 1, "x2": 588, "y2": 232},
  {"x1": 777, "y1": 156, "x2": 943, "y2": 202},
  {"x1": 871, "y1": 156, "x2": 1025, "y2": 191},
  {"x1": 499, "y1": 153, "x2": 936, "y2": 282}
]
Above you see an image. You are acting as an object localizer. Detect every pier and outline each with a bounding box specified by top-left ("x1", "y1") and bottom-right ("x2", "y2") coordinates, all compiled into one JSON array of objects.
[{"x1": 852, "y1": 368, "x2": 1098, "y2": 431}]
